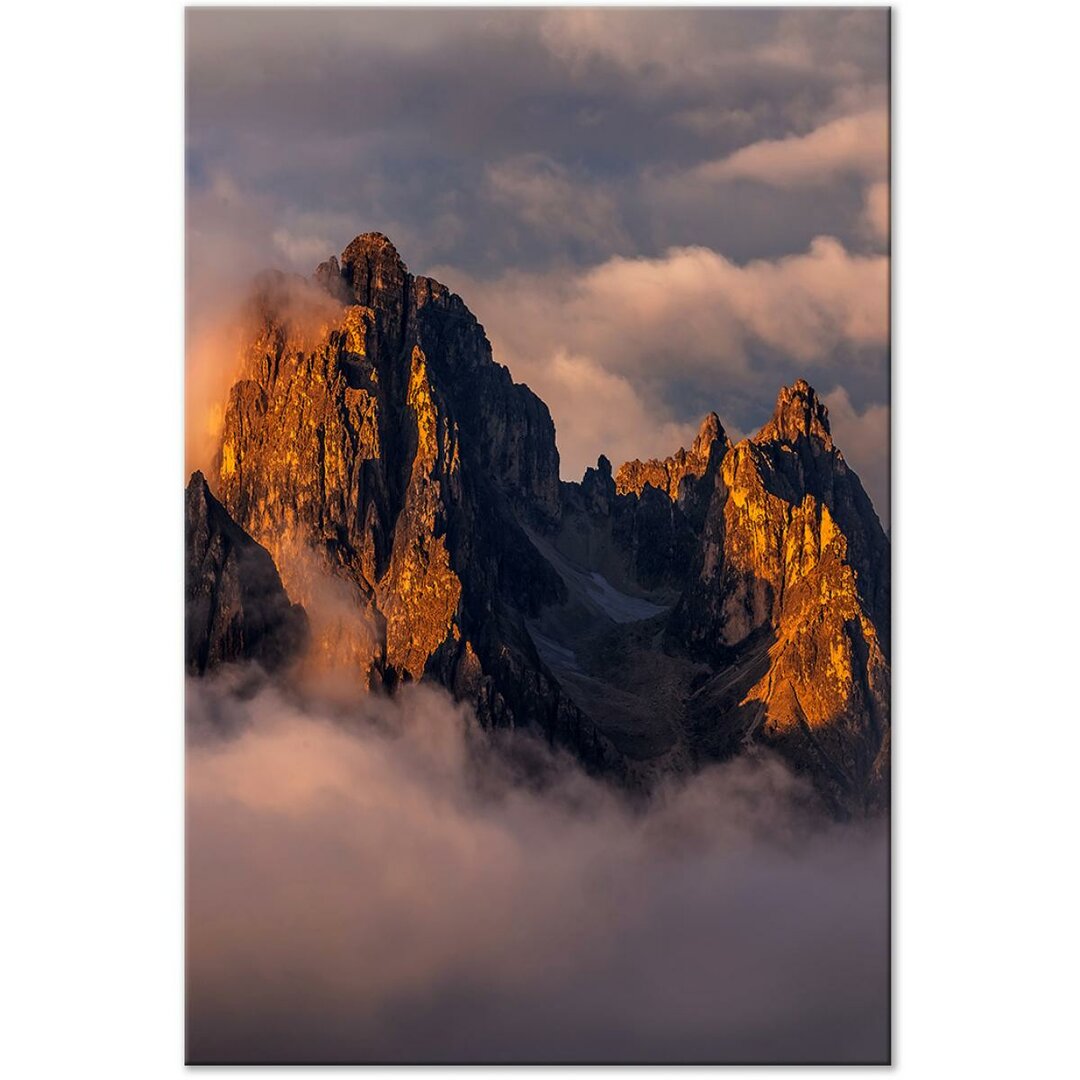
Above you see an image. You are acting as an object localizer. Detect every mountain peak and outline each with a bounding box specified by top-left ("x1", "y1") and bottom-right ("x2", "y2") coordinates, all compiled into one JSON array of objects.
[
  {"x1": 341, "y1": 231, "x2": 406, "y2": 272},
  {"x1": 615, "y1": 413, "x2": 727, "y2": 500},
  {"x1": 692, "y1": 411, "x2": 725, "y2": 458},
  {"x1": 326, "y1": 232, "x2": 412, "y2": 320},
  {"x1": 756, "y1": 378, "x2": 832, "y2": 446}
]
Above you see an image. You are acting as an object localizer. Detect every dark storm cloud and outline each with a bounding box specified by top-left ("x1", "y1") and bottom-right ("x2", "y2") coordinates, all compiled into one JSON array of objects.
[
  {"x1": 186, "y1": 6, "x2": 890, "y2": 520},
  {"x1": 186, "y1": 675, "x2": 889, "y2": 1065}
]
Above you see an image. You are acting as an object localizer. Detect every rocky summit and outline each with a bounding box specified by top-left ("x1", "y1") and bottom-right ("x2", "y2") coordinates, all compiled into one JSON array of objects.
[{"x1": 187, "y1": 232, "x2": 890, "y2": 814}]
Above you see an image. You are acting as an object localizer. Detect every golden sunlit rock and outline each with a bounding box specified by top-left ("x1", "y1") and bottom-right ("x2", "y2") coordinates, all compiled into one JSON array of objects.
[
  {"x1": 615, "y1": 412, "x2": 729, "y2": 499},
  {"x1": 377, "y1": 348, "x2": 462, "y2": 679}
]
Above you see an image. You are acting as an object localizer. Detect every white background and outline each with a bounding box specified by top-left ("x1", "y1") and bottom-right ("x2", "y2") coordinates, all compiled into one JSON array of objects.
[{"x1": 2, "y1": 1, "x2": 1078, "y2": 1076}]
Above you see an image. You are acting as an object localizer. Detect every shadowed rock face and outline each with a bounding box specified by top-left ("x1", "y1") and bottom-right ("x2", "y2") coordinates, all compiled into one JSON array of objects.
[
  {"x1": 185, "y1": 471, "x2": 308, "y2": 675},
  {"x1": 188, "y1": 233, "x2": 890, "y2": 811}
]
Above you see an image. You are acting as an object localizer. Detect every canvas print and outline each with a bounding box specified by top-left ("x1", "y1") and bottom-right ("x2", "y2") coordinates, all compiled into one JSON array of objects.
[{"x1": 185, "y1": 7, "x2": 891, "y2": 1064}]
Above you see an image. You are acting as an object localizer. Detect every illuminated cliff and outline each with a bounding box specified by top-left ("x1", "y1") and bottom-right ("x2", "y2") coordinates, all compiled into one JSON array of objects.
[{"x1": 669, "y1": 380, "x2": 890, "y2": 810}]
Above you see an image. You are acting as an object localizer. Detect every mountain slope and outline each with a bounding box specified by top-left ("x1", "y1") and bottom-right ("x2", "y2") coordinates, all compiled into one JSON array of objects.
[
  {"x1": 185, "y1": 471, "x2": 308, "y2": 674},
  {"x1": 212, "y1": 233, "x2": 619, "y2": 771},
  {"x1": 189, "y1": 232, "x2": 891, "y2": 811},
  {"x1": 670, "y1": 381, "x2": 890, "y2": 810}
]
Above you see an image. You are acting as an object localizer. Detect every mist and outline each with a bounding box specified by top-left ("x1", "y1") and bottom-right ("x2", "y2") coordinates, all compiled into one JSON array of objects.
[{"x1": 186, "y1": 671, "x2": 889, "y2": 1064}]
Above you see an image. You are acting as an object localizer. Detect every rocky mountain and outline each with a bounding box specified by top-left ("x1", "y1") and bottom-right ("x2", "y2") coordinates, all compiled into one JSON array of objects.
[
  {"x1": 668, "y1": 381, "x2": 890, "y2": 810},
  {"x1": 187, "y1": 232, "x2": 890, "y2": 813},
  {"x1": 185, "y1": 471, "x2": 308, "y2": 675},
  {"x1": 615, "y1": 412, "x2": 727, "y2": 501}
]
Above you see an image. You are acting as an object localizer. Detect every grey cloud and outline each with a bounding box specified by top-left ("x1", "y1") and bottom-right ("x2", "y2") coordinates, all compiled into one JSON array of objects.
[
  {"x1": 485, "y1": 153, "x2": 630, "y2": 260},
  {"x1": 187, "y1": 674, "x2": 889, "y2": 1064},
  {"x1": 538, "y1": 8, "x2": 887, "y2": 96},
  {"x1": 187, "y1": 8, "x2": 889, "y2": 276},
  {"x1": 862, "y1": 180, "x2": 891, "y2": 245}
]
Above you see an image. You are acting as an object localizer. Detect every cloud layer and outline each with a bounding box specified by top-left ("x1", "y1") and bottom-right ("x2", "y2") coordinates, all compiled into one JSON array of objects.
[
  {"x1": 187, "y1": 675, "x2": 889, "y2": 1064},
  {"x1": 187, "y1": 8, "x2": 889, "y2": 273}
]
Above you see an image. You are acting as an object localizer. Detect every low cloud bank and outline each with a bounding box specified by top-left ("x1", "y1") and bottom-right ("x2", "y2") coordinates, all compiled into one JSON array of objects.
[{"x1": 187, "y1": 673, "x2": 889, "y2": 1064}]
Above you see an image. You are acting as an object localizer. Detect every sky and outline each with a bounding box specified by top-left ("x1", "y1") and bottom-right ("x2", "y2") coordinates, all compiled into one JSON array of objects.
[{"x1": 187, "y1": 7, "x2": 890, "y2": 521}]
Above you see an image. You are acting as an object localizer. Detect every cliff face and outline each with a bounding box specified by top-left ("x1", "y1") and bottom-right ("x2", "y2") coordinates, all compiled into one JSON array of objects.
[
  {"x1": 669, "y1": 380, "x2": 890, "y2": 811},
  {"x1": 185, "y1": 471, "x2": 308, "y2": 675},
  {"x1": 188, "y1": 232, "x2": 890, "y2": 812},
  {"x1": 212, "y1": 233, "x2": 617, "y2": 770}
]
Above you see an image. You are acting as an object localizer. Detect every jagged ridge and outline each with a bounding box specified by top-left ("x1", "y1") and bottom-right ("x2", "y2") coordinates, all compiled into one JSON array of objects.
[{"x1": 188, "y1": 232, "x2": 891, "y2": 813}]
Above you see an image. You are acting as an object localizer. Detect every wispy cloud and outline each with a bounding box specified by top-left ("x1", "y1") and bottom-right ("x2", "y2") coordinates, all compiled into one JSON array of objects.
[
  {"x1": 862, "y1": 180, "x2": 890, "y2": 243},
  {"x1": 485, "y1": 154, "x2": 629, "y2": 255},
  {"x1": 690, "y1": 110, "x2": 888, "y2": 189}
]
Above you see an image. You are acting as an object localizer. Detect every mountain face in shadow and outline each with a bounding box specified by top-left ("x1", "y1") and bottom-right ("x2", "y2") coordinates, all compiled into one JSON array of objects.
[
  {"x1": 187, "y1": 233, "x2": 890, "y2": 813},
  {"x1": 185, "y1": 470, "x2": 308, "y2": 675}
]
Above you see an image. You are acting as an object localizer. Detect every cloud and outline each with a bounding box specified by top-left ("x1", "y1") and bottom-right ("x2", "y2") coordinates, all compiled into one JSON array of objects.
[
  {"x1": 538, "y1": 8, "x2": 888, "y2": 93},
  {"x1": 187, "y1": 9, "x2": 889, "y2": 277},
  {"x1": 538, "y1": 8, "x2": 729, "y2": 82},
  {"x1": 526, "y1": 351, "x2": 701, "y2": 478},
  {"x1": 185, "y1": 309, "x2": 248, "y2": 480},
  {"x1": 693, "y1": 110, "x2": 888, "y2": 189},
  {"x1": 485, "y1": 154, "x2": 629, "y2": 256},
  {"x1": 270, "y1": 224, "x2": 341, "y2": 269},
  {"x1": 186, "y1": 674, "x2": 889, "y2": 1064},
  {"x1": 862, "y1": 180, "x2": 890, "y2": 243}
]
